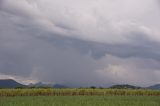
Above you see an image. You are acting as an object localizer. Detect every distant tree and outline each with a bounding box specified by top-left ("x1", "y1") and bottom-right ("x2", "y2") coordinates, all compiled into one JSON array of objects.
[
  {"x1": 99, "y1": 87, "x2": 104, "y2": 89},
  {"x1": 15, "y1": 87, "x2": 25, "y2": 89},
  {"x1": 90, "y1": 86, "x2": 96, "y2": 89}
]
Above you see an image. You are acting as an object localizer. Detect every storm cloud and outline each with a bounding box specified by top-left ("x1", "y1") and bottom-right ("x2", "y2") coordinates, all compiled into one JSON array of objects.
[{"x1": 0, "y1": 0, "x2": 160, "y2": 87}]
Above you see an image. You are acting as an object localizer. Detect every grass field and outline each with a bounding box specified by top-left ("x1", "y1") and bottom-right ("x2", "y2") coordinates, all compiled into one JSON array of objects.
[
  {"x1": 0, "y1": 89, "x2": 160, "y2": 106},
  {"x1": 0, "y1": 96, "x2": 160, "y2": 106},
  {"x1": 0, "y1": 88, "x2": 160, "y2": 96}
]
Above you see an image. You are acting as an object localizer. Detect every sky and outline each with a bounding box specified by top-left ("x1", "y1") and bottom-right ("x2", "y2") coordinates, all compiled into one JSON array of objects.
[{"x1": 0, "y1": 0, "x2": 160, "y2": 87}]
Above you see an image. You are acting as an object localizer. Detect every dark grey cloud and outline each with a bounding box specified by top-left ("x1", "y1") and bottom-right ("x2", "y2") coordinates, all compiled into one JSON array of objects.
[
  {"x1": 0, "y1": 0, "x2": 160, "y2": 86},
  {"x1": 40, "y1": 31, "x2": 160, "y2": 61}
]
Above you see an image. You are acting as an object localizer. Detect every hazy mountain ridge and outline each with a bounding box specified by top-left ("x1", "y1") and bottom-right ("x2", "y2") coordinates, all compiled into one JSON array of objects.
[
  {"x1": 109, "y1": 84, "x2": 142, "y2": 89},
  {"x1": 29, "y1": 82, "x2": 68, "y2": 88},
  {"x1": 147, "y1": 84, "x2": 160, "y2": 90},
  {"x1": 0, "y1": 79, "x2": 160, "y2": 89},
  {"x1": 0, "y1": 79, "x2": 26, "y2": 88}
]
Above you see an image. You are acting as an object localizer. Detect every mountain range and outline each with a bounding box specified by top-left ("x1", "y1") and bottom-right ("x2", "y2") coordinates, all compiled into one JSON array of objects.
[
  {"x1": 147, "y1": 84, "x2": 160, "y2": 90},
  {"x1": 0, "y1": 79, "x2": 26, "y2": 88},
  {"x1": 109, "y1": 84, "x2": 142, "y2": 89},
  {"x1": 0, "y1": 79, "x2": 160, "y2": 89},
  {"x1": 28, "y1": 82, "x2": 68, "y2": 88}
]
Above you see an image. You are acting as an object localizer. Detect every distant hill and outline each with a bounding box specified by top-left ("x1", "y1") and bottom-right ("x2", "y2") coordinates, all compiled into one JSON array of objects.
[
  {"x1": 147, "y1": 84, "x2": 160, "y2": 90},
  {"x1": 109, "y1": 84, "x2": 142, "y2": 89},
  {"x1": 53, "y1": 84, "x2": 68, "y2": 88},
  {"x1": 28, "y1": 82, "x2": 68, "y2": 88},
  {"x1": 28, "y1": 82, "x2": 53, "y2": 88},
  {"x1": 1, "y1": 79, "x2": 160, "y2": 90},
  {"x1": 0, "y1": 79, "x2": 26, "y2": 88}
]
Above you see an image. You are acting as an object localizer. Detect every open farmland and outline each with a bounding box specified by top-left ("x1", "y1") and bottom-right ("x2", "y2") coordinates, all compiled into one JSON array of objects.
[
  {"x1": 0, "y1": 88, "x2": 160, "y2": 96},
  {"x1": 0, "y1": 96, "x2": 160, "y2": 106},
  {"x1": 0, "y1": 89, "x2": 160, "y2": 106}
]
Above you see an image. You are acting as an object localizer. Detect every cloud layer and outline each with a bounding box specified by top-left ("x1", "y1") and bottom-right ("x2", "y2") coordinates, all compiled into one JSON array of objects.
[{"x1": 0, "y1": 0, "x2": 160, "y2": 87}]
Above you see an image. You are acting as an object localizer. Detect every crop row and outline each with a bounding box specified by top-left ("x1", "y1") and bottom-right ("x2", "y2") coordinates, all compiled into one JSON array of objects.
[{"x1": 0, "y1": 89, "x2": 160, "y2": 96}]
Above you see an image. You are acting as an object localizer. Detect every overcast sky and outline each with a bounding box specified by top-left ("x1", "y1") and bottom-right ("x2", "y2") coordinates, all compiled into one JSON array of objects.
[{"x1": 0, "y1": 0, "x2": 160, "y2": 87}]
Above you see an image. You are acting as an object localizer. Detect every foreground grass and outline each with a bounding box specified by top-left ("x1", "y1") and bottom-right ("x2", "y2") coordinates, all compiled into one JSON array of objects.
[{"x1": 0, "y1": 96, "x2": 160, "y2": 106}]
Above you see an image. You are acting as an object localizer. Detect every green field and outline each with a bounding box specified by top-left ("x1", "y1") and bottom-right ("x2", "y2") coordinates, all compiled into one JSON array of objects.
[
  {"x1": 0, "y1": 89, "x2": 160, "y2": 96},
  {"x1": 0, "y1": 96, "x2": 160, "y2": 106},
  {"x1": 0, "y1": 89, "x2": 160, "y2": 106}
]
